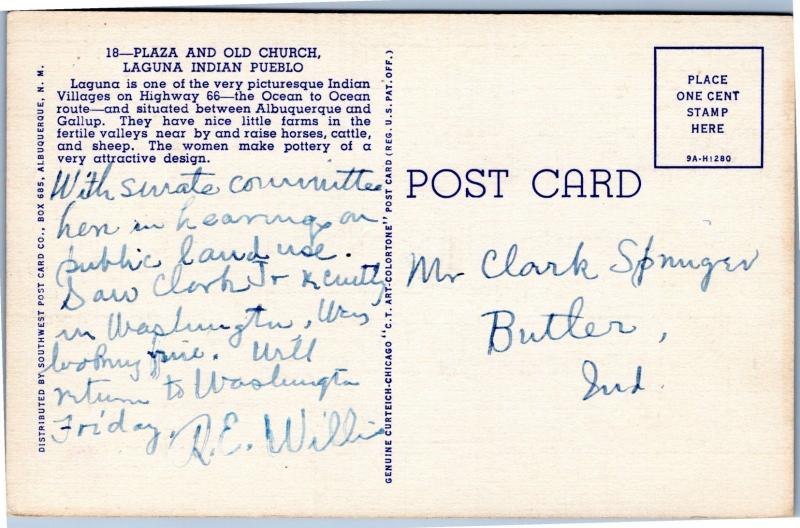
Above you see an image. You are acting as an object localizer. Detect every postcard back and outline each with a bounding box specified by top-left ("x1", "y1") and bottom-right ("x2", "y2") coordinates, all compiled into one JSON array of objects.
[{"x1": 5, "y1": 12, "x2": 795, "y2": 517}]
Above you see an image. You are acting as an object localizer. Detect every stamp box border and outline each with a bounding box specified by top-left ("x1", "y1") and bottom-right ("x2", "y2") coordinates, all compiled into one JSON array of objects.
[{"x1": 653, "y1": 45, "x2": 765, "y2": 169}]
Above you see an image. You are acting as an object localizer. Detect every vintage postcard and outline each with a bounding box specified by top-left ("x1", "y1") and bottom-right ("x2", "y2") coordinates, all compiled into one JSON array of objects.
[{"x1": 4, "y1": 11, "x2": 795, "y2": 517}]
